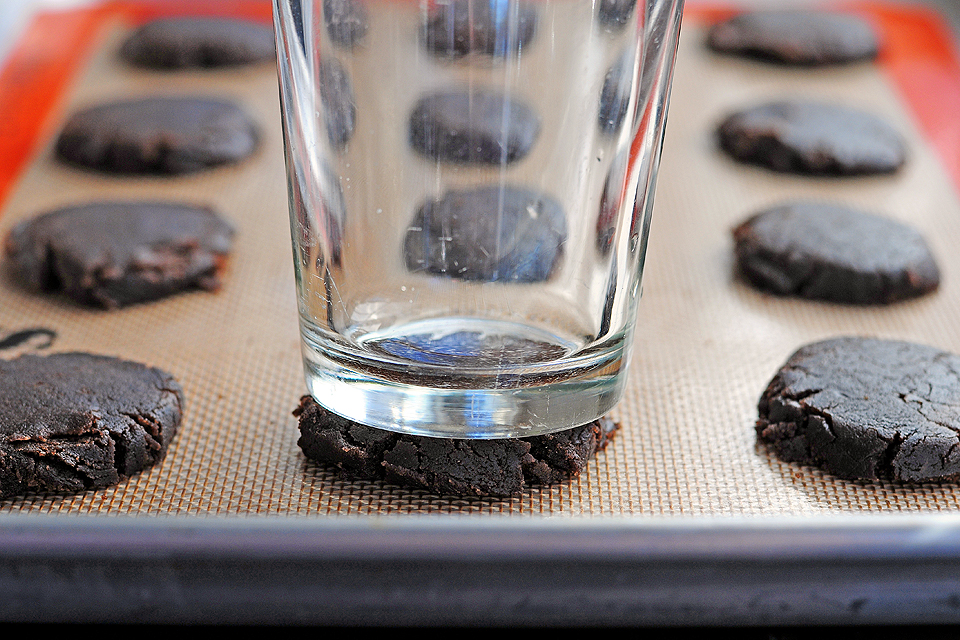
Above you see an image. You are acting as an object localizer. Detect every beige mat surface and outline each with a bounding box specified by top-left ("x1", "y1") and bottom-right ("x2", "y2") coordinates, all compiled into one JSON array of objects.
[{"x1": 2, "y1": 10, "x2": 960, "y2": 518}]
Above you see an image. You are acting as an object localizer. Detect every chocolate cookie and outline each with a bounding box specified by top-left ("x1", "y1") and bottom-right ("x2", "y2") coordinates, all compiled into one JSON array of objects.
[
  {"x1": 409, "y1": 90, "x2": 539, "y2": 165},
  {"x1": 318, "y1": 58, "x2": 356, "y2": 148},
  {"x1": 55, "y1": 97, "x2": 259, "y2": 175},
  {"x1": 757, "y1": 337, "x2": 960, "y2": 483},
  {"x1": 324, "y1": 0, "x2": 369, "y2": 49},
  {"x1": 404, "y1": 185, "x2": 566, "y2": 283},
  {"x1": 598, "y1": 50, "x2": 634, "y2": 134},
  {"x1": 294, "y1": 395, "x2": 619, "y2": 497},
  {"x1": 732, "y1": 202, "x2": 940, "y2": 304},
  {"x1": 119, "y1": 16, "x2": 275, "y2": 69},
  {"x1": 0, "y1": 352, "x2": 183, "y2": 499},
  {"x1": 717, "y1": 101, "x2": 906, "y2": 175},
  {"x1": 5, "y1": 201, "x2": 235, "y2": 309},
  {"x1": 707, "y1": 10, "x2": 879, "y2": 66},
  {"x1": 419, "y1": 0, "x2": 538, "y2": 58},
  {"x1": 597, "y1": 0, "x2": 638, "y2": 31}
]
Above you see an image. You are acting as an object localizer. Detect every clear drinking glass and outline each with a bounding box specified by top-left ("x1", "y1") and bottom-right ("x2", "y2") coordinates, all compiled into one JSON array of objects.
[{"x1": 273, "y1": 0, "x2": 684, "y2": 438}]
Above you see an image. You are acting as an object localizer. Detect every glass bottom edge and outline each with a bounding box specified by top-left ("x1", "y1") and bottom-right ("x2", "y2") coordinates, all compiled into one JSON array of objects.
[{"x1": 300, "y1": 347, "x2": 629, "y2": 439}]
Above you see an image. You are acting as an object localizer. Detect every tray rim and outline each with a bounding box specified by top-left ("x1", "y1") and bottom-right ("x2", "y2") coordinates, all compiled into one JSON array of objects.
[
  {"x1": 5, "y1": 0, "x2": 960, "y2": 626},
  {"x1": 5, "y1": 511, "x2": 960, "y2": 625}
]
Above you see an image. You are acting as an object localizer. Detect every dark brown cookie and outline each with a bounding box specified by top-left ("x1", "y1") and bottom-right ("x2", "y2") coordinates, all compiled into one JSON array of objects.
[
  {"x1": 598, "y1": 50, "x2": 634, "y2": 134},
  {"x1": 757, "y1": 337, "x2": 960, "y2": 483},
  {"x1": 707, "y1": 10, "x2": 879, "y2": 66},
  {"x1": 718, "y1": 101, "x2": 905, "y2": 175},
  {"x1": 732, "y1": 202, "x2": 940, "y2": 304},
  {"x1": 419, "y1": 0, "x2": 538, "y2": 58},
  {"x1": 318, "y1": 58, "x2": 356, "y2": 148},
  {"x1": 404, "y1": 185, "x2": 566, "y2": 283},
  {"x1": 0, "y1": 352, "x2": 183, "y2": 499},
  {"x1": 323, "y1": 0, "x2": 369, "y2": 49},
  {"x1": 294, "y1": 395, "x2": 619, "y2": 497},
  {"x1": 409, "y1": 90, "x2": 540, "y2": 165},
  {"x1": 119, "y1": 16, "x2": 275, "y2": 69},
  {"x1": 597, "y1": 0, "x2": 638, "y2": 31},
  {"x1": 55, "y1": 97, "x2": 259, "y2": 175},
  {"x1": 5, "y1": 201, "x2": 235, "y2": 309}
]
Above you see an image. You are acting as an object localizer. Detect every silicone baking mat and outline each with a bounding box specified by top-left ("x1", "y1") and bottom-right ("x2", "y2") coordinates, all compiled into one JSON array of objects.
[{"x1": 2, "y1": 0, "x2": 960, "y2": 519}]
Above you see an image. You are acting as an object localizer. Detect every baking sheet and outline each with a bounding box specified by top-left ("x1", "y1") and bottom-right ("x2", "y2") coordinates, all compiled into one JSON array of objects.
[{"x1": 4, "y1": 0, "x2": 960, "y2": 626}]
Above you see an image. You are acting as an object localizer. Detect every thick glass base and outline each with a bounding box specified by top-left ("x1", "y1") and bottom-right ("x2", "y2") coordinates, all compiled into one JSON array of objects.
[{"x1": 300, "y1": 318, "x2": 629, "y2": 439}]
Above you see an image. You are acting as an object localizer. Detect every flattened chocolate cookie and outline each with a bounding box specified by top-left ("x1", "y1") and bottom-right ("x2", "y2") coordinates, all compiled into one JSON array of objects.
[
  {"x1": 599, "y1": 50, "x2": 634, "y2": 134},
  {"x1": 597, "y1": 0, "x2": 638, "y2": 31},
  {"x1": 409, "y1": 90, "x2": 540, "y2": 165},
  {"x1": 318, "y1": 58, "x2": 356, "y2": 148},
  {"x1": 294, "y1": 395, "x2": 619, "y2": 497},
  {"x1": 5, "y1": 201, "x2": 235, "y2": 309},
  {"x1": 404, "y1": 185, "x2": 566, "y2": 283},
  {"x1": 757, "y1": 337, "x2": 960, "y2": 483},
  {"x1": 0, "y1": 352, "x2": 183, "y2": 499},
  {"x1": 707, "y1": 10, "x2": 879, "y2": 66},
  {"x1": 717, "y1": 101, "x2": 906, "y2": 176},
  {"x1": 419, "y1": 0, "x2": 538, "y2": 58},
  {"x1": 55, "y1": 97, "x2": 259, "y2": 175},
  {"x1": 119, "y1": 16, "x2": 275, "y2": 69},
  {"x1": 324, "y1": 0, "x2": 369, "y2": 49},
  {"x1": 732, "y1": 202, "x2": 940, "y2": 304}
]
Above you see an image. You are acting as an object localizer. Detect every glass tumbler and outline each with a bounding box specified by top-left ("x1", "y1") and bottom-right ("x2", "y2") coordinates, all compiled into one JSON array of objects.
[{"x1": 273, "y1": 0, "x2": 684, "y2": 438}]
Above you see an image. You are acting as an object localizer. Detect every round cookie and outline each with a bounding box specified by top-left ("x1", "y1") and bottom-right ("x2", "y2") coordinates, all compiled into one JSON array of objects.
[
  {"x1": 5, "y1": 201, "x2": 236, "y2": 309},
  {"x1": 717, "y1": 101, "x2": 906, "y2": 176},
  {"x1": 55, "y1": 97, "x2": 259, "y2": 175},
  {"x1": 597, "y1": 0, "x2": 638, "y2": 31},
  {"x1": 0, "y1": 352, "x2": 183, "y2": 498},
  {"x1": 119, "y1": 16, "x2": 275, "y2": 69},
  {"x1": 732, "y1": 202, "x2": 940, "y2": 304},
  {"x1": 598, "y1": 50, "x2": 634, "y2": 134},
  {"x1": 419, "y1": 0, "x2": 538, "y2": 58},
  {"x1": 757, "y1": 337, "x2": 960, "y2": 483},
  {"x1": 294, "y1": 395, "x2": 619, "y2": 497},
  {"x1": 409, "y1": 90, "x2": 540, "y2": 165},
  {"x1": 404, "y1": 185, "x2": 566, "y2": 283},
  {"x1": 323, "y1": 0, "x2": 369, "y2": 49},
  {"x1": 318, "y1": 58, "x2": 356, "y2": 148},
  {"x1": 707, "y1": 10, "x2": 879, "y2": 66}
]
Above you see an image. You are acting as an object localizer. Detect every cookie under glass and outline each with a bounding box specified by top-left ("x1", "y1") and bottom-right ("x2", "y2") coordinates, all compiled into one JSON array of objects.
[{"x1": 273, "y1": 0, "x2": 684, "y2": 438}]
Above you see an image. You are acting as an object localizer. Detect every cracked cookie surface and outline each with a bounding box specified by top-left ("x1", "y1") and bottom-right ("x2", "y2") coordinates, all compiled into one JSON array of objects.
[
  {"x1": 6, "y1": 201, "x2": 235, "y2": 309},
  {"x1": 757, "y1": 337, "x2": 960, "y2": 482},
  {"x1": 732, "y1": 201, "x2": 940, "y2": 304},
  {"x1": 0, "y1": 352, "x2": 183, "y2": 498},
  {"x1": 294, "y1": 396, "x2": 618, "y2": 497}
]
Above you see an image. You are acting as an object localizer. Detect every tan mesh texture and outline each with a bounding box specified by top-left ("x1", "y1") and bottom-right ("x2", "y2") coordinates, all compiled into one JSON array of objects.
[{"x1": 2, "y1": 14, "x2": 960, "y2": 518}]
